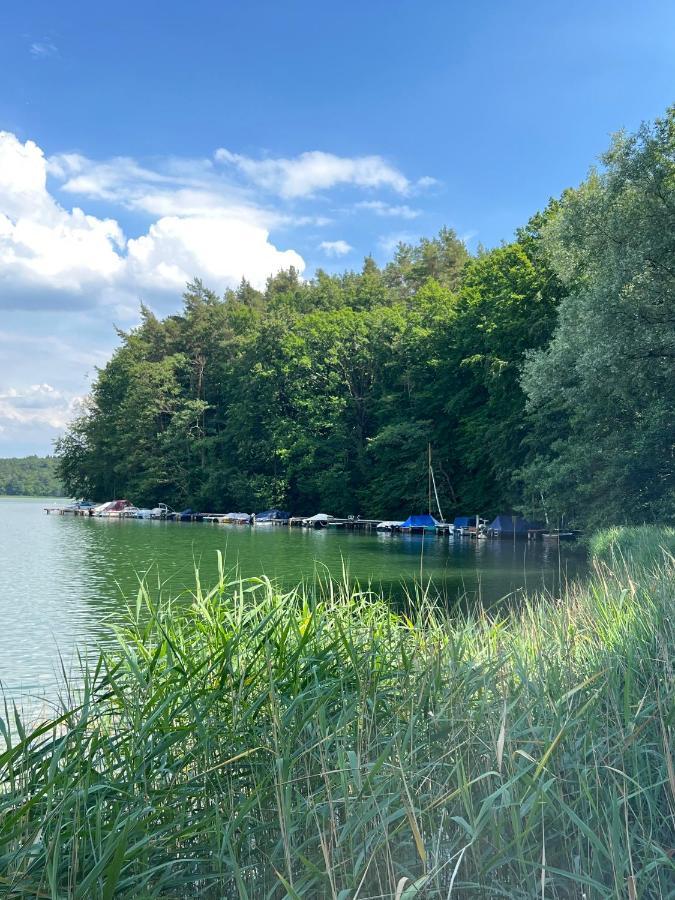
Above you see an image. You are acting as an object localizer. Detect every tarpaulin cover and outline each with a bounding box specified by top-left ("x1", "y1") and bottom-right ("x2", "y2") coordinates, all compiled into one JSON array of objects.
[
  {"x1": 453, "y1": 516, "x2": 473, "y2": 528},
  {"x1": 400, "y1": 514, "x2": 439, "y2": 529}
]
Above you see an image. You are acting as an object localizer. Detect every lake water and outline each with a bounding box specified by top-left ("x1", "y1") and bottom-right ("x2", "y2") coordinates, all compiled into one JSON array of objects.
[{"x1": 0, "y1": 497, "x2": 586, "y2": 702}]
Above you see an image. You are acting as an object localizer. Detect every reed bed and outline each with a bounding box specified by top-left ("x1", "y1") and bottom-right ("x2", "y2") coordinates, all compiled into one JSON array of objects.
[
  {"x1": 1, "y1": 532, "x2": 674, "y2": 898},
  {"x1": 588, "y1": 525, "x2": 675, "y2": 566}
]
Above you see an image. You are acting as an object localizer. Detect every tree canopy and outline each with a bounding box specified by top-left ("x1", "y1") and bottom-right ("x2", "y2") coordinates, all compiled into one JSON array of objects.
[
  {"x1": 519, "y1": 107, "x2": 675, "y2": 527},
  {"x1": 56, "y1": 108, "x2": 675, "y2": 528},
  {"x1": 0, "y1": 456, "x2": 65, "y2": 497}
]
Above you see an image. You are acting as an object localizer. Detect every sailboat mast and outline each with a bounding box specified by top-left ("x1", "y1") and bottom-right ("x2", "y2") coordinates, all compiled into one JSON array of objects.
[{"x1": 428, "y1": 443, "x2": 432, "y2": 515}]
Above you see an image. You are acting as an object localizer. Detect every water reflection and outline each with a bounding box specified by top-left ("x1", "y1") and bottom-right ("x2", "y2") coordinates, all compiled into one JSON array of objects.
[{"x1": 0, "y1": 498, "x2": 586, "y2": 701}]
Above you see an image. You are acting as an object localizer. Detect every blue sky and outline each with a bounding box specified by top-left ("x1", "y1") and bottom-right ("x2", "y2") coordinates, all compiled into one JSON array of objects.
[{"x1": 1, "y1": 0, "x2": 674, "y2": 454}]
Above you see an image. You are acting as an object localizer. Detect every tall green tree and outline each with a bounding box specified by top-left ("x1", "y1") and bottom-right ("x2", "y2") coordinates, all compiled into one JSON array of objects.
[
  {"x1": 519, "y1": 107, "x2": 675, "y2": 526},
  {"x1": 0, "y1": 456, "x2": 64, "y2": 496}
]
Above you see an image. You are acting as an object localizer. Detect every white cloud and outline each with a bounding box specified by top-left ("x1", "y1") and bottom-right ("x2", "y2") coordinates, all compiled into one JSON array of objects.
[
  {"x1": 0, "y1": 384, "x2": 81, "y2": 429},
  {"x1": 0, "y1": 132, "x2": 438, "y2": 453},
  {"x1": 355, "y1": 200, "x2": 421, "y2": 219},
  {"x1": 127, "y1": 216, "x2": 303, "y2": 291},
  {"x1": 48, "y1": 152, "x2": 262, "y2": 222},
  {"x1": 0, "y1": 131, "x2": 305, "y2": 307},
  {"x1": 50, "y1": 154, "x2": 337, "y2": 228},
  {"x1": 0, "y1": 133, "x2": 435, "y2": 314},
  {"x1": 48, "y1": 153, "x2": 175, "y2": 202},
  {"x1": 0, "y1": 133, "x2": 126, "y2": 294},
  {"x1": 319, "y1": 240, "x2": 353, "y2": 257},
  {"x1": 30, "y1": 41, "x2": 58, "y2": 59},
  {"x1": 216, "y1": 148, "x2": 410, "y2": 198}
]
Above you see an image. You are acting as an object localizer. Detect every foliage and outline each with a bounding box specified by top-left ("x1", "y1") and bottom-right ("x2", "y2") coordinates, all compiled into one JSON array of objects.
[
  {"x1": 588, "y1": 524, "x2": 675, "y2": 565},
  {"x1": 0, "y1": 456, "x2": 64, "y2": 497},
  {"x1": 1, "y1": 535, "x2": 673, "y2": 897},
  {"x1": 55, "y1": 107, "x2": 675, "y2": 528},
  {"x1": 519, "y1": 106, "x2": 675, "y2": 527},
  {"x1": 55, "y1": 227, "x2": 558, "y2": 519}
]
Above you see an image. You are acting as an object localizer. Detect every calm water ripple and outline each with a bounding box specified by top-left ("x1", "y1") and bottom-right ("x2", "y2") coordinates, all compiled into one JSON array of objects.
[{"x1": 0, "y1": 497, "x2": 586, "y2": 702}]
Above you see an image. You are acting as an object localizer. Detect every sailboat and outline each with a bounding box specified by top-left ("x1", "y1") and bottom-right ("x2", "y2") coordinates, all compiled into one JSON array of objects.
[{"x1": 400, "y1": 446, "x2": 452, "y2": 533}]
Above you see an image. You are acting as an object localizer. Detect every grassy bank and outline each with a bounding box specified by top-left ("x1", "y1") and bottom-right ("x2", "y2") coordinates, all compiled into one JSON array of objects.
[
  {"x1": 1, "y1": 531, "x2": 674, "y2": 898},
  {"x1": 588, "y1": 524, "x2": 675, "y2": 566}
]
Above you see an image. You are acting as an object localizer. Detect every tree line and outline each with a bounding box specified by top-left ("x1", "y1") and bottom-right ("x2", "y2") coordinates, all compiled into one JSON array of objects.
[
  {"x1": 0, "y1": 456, "x2": 65, "y2": 497},
  {"x1": 56, "y1": 108, "x2": 674, "y2": 528}
]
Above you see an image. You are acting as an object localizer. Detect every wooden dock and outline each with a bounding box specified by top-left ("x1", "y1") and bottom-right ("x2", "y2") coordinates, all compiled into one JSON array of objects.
[
  {"x1": 327, "y1": 518, "x2": 382, "y2": 531},
  {"x1": 44, "y1": 506, "x2": 92, "y2": 516}
]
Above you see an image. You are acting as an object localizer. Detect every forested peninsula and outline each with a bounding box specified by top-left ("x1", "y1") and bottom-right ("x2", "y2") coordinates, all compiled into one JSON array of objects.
[
  {"x1": 56, "y1": 109, "x2": 675, "y2": 528},
  {"x1": 0, "y1": 456, "x2": 64, "y2": 497}
]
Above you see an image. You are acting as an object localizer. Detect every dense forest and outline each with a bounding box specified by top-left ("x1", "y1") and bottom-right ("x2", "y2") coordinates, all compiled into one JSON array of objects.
[
  {"x1": 56, "y1": 109, "x2": 674, "y2": 528},
  {"x1": 0, "y1": 456, "x2": 65, "y2": 496}
]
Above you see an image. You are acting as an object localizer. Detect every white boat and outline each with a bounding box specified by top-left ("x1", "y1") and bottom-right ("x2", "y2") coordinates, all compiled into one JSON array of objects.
[
  {"x1": 221, "y1": 512, "x2": 252, "y2": 525},
  {"x1": 92, "y1": 500, "x2": 114, "y2": 517},
  {"x1": 304, "y1": 513, "x2": 334, "y2": 528},
  {"x1": 98, "y1": 500, "x2": 133, "y2": 518},
  {"x1": 151, "y1": 503, "x2": 173, "y2": 519},
  {"x1": 376, "y1": 520, "x2": 404, "y2": 531},
  {"x1": 123, "y1": 507, "x2": 153, "y2": 519}
]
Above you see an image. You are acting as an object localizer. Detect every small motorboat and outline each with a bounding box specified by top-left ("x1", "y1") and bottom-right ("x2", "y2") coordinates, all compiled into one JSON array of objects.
[
  {"x1": 125, "y1": 507, "x2": 153, "y2": 519},
  {"x1": 303, "y1": 513, "x2": 334, "y2": 529},
  {"x1": 172, "y1": 508, "x2": 204, "y2": 522},
  {"x1": 254, "y1": 509, "x2": 291, "y2": 525},
  {"x1": 221, "y1": 512, "x2": 252, "y2": 525},
  {"x1": 151, "y1": 503, "x2": 173, "y2": 519}
]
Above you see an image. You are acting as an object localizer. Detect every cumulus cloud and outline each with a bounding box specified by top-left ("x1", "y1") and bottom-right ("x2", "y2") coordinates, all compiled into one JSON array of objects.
[
  {"x1": 0, "y1": 132, "x2": 436, "y2": 452},
  {"x1": 0, "y1": 384, "x2": 81, "y2": 429},
  {"x1": 0, "y1": 134, "x2": 125, "y2": 295},
  {"x1": 355, "y1": 200, "x2": 421, "y2": 219},
  {"x1": 126, "y1": 216, "x2": 303, "y2": 291},
  {"x1": 0, "y1": 131, "x2": 305, "y2": 308},
  {"x1": 0, "y1": 132, "x2": 434, "y2": 314},
  {"x1": 215, "y1": 148, "x2": 410, "y2": 198},
  {"x1": 319, "y1": 240, "x2": 353, "y2": 257}
]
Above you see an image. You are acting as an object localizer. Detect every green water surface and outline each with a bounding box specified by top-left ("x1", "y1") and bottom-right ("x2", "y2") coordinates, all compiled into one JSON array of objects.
[{"x1": 0, "y1": 497, "x2": 585, "y2": 700}]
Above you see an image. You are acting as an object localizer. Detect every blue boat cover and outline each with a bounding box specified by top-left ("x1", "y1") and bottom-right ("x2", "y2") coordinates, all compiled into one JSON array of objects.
[
  {"x1": 453, "y1": 516, "x2": 473, "y2": 528},
  {"x1": 488, "y1": 514, "x2": 530, "y2": 534},
  {"x1": 256, "y1": 509, "x2": 291, "y2": 521},
  {"x1": 400, "y1": 513, "x2": 439, "y2": 529}
]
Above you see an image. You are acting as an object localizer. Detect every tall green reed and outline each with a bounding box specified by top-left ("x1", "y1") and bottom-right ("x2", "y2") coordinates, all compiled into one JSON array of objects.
[{"x1": 1, "y1": 534, "x2": 673, "y2": 898}]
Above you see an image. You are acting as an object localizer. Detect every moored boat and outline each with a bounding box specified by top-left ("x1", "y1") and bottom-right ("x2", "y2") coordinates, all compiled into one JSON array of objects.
[
  {"x1": 399, "y1": 513, "x2": 440, "y2": 533},
  {"x1": 254, "y1": 509, "x2": 291, "y2": 525},
  {"x1": 99, "y1": 499, "x2": 133, "y2": 518},
  {"x1": 303, "y1": 513, "x2": 334, "y2": 529},
  {"x1": 151, "y1": 503, "x2": 173, "y2": 519},
  {"x1": 127, "y1": 507, "x2": 153, "y2": 519},
  {"x1": 376, "y1": 520, "x2": 404, "y2": 531},
  {"x1": 221, "y1": 512, "x2": 252, "y2": 525},
  {"x1": 171, "y1": 508, "x2": 204, "y2": 522}
]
